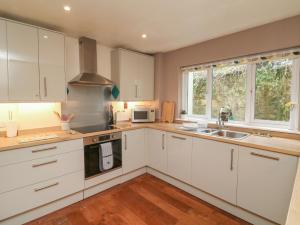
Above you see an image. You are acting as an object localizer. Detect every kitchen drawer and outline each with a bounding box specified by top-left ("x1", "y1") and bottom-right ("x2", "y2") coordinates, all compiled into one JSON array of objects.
[
  {"x1": 0, "y1": 150, "x2": 83, "y2": 193},
  {"x1": 0, "y1": 139, "x2": 83, "y2": 166},
  {"x1": 0, "y1": 170, "x2": 84, "y2": 221}
]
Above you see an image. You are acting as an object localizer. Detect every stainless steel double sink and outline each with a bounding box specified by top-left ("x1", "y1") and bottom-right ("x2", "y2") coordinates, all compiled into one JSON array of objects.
[{"x1": 196, "y1": 128, "x2": 249, "y2": 139}]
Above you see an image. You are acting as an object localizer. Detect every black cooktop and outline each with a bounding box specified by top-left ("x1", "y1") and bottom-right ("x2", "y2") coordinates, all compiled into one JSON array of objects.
[{"x1": 72, "y1": 124, "x2": 117, "y2": 134}]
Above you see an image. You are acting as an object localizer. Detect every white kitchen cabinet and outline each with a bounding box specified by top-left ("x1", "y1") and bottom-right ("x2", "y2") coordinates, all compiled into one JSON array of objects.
[
  {"x1": 112, "y1": 48, "x2": 154, "y2": 101},
  {"x1": 0, "y1": 19, "x2": 8, "y2": 101},
  {"x1": 122, "y1": 129, "x2": 146, "y2": 174},
  {"x1": 166, "y1": 132, "x2": 192, "y2": 183},
  {"x1": 191, "y1": 138, "x2": 238, "y2": 204},
  {"x1": 39, "y1": 29, "x2": 65, "y2": 101},
  {"x1": 146, "y1": 129, "x2": 167, "y2": 173},
  {"x1": 7, "y1": 21, "x2": 40, "y2": 101},
  {"x1": 237, "y1": 146, "x2": 298, "y2": 224}
]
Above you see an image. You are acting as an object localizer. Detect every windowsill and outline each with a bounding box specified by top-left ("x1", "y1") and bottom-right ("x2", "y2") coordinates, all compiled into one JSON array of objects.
[{"x1": 176, "y1": 117, "x2": 300, "y2": 135}]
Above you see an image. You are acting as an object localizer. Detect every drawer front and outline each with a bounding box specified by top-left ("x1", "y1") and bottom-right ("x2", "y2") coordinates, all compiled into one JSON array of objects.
[
  {"x1": 0, "y1": 150, "x2": 83, "y2": 193},
  {"x1": 0, "y1": 170, "x2": 84, "y2": 221},
  {"x1": 0, "y1": 139, "x2": 83, "y2": 166}
]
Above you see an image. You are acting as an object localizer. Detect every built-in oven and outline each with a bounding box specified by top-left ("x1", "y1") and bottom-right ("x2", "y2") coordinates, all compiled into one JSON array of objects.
[{"x1": 84, "y1": 132, "x2": 122, "y2": 179}]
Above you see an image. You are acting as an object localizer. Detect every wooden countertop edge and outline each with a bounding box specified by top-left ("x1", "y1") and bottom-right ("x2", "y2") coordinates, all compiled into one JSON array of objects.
[{"x1": 0, "y1": 124, "x2": 300, "y2": 157}]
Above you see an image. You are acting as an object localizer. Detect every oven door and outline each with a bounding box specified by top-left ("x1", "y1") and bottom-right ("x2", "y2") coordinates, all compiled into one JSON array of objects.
[{"x1": 84, "y1": 139, "x2": 122, "y2": 179}]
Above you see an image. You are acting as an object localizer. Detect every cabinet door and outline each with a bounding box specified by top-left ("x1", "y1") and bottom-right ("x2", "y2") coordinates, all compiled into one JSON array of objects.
[
  {"x1": 167, "y1": 132, "x2": 192, "y2": 183},
  {"x1": 39, "y1": 29, "x2": 65, "y2": 101},
  {"x1": 0, "y1": 20, "x2": 8, "y2": 101},
  {"x1": 191, "y1": 138, "x2": 238, "y2": 204},
  {"x1": 7, "y1": 21, "x2": 40, "y2": 101},
  {"x1": 146, "y1": 129, "x2": 167, "y2": 173},
  {"x1": 137, "y1": 54, "x2": 154, "y2": 100},
  {"x1": 122, "y1": 129, "x2": 146, "y2": 174},
  {"x1": 237, "y1": 147, "x2": 298, "y2": 224},
  {"x1": 119, "y1": 50, "x2": 139, "y2": 101}
]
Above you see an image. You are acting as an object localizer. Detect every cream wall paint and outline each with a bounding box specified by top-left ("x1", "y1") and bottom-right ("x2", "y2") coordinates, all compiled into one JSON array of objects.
[{"x1": 156, "y1": 15, "x2": 300, "y2": 117}]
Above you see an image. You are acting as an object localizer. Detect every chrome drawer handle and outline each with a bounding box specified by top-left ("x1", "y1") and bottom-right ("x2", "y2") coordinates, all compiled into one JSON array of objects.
[
  {"x1": 230, "y1": 149, "x2": 234, "y2": 171},
  {"x1": 250, "y1": 152, "x2": 279, "y2": 161},
  {"x1": 34, "y1": 182, "x2": 59, "y2": 192},
  {"x1": 171, "y1": 135, "x2": 186, "y2": 140},
  {"x1": 162, "y1": 134, "x2": 165, "y2": 150},
  {"x1": 32, "y1": 146, "x2": 57, "y2": 153},
  {"x1": 124, "y1": 134, "x2": 127, "y2": 150},
  {"x1": 32, "y1": 160, "x2": 58, "y2": 168}
]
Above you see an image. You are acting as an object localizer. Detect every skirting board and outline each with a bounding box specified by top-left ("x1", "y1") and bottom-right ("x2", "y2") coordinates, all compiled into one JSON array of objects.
[
  {"x1": 84, "y1": 167, "x2": 147, "y2": 198},
  {"x1": 147, "y1": 167, "x2": 277, "y2": 225},
  {"x1": 0, "y1": 192, "x2": 83, "y2": 225}
]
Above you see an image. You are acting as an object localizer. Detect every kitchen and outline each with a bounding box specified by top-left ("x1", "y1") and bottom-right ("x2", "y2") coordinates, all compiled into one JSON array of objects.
[{"x1": 0, "y1": 1, "x2": 300, "y2": 225}]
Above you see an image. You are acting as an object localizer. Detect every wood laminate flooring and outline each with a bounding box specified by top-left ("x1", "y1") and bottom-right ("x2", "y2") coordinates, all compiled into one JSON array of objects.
[{"x1": 25, "y1": 174, "x2": 252, "y2": 225}]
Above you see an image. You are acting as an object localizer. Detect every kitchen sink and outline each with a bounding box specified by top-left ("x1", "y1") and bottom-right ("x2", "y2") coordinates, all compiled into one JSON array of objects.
[
  {"x1": 197, "y1": 129, "x2": 218, "y2": 134},
  {"x1": 211, "y1": 130, "x2": 249, "y2": 139}
]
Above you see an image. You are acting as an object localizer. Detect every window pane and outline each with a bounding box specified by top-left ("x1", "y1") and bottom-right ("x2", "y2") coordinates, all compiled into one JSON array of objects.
[
  {"x1": 255, "y1": 59, "x2": 292, "y2": 122},
  {"x1": 189, "y1": 70, "x2": 207, "y2": 115},
  {"x1": 212, "y1": 65, "x2": 247, "y2": 121}
]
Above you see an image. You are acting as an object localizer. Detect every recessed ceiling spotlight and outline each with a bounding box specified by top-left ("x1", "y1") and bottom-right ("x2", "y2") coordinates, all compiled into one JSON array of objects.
[
  {"x1": 43, "y1": 35, "x2": 48, "y2": 39},
  {"x1": 141, "y1": 34, "x2": 147, "y2": 39},
  {"x1": 64, "y1": 5, "x2": 71, "y2": 11}
]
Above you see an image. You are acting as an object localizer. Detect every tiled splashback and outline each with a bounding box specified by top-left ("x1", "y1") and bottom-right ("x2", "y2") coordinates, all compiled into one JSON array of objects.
[{"x1": 0, "y1": 103, "x2": 61, "y2": 131}]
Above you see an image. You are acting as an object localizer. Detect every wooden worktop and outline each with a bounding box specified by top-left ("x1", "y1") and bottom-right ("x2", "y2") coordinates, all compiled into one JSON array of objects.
[{"x1": 0, "y1": 122, "x2": 300, "y2": 157}]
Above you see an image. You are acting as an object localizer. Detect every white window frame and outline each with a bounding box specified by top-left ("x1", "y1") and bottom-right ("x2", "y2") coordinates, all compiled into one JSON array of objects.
[
  {"x1": 248, "y1": 58, "x2": 300, "y2": 129},
  {"x1": 181, "y1": 57, "x2": 300, "y2": 131}
]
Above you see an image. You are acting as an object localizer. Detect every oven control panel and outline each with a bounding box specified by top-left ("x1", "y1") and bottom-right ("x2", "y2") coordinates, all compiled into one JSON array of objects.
[{"x1": 83, "y1": 132, "x2": 122, "y2": 146}]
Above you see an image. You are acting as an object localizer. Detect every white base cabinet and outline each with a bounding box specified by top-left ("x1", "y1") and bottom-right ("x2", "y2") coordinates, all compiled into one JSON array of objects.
[
  {"x1": 191, "y1": 138, "x2": 238, "y2": 204},
  {"x1": 146, "y1": 129, "x2": 167, "y2": 173},
  {"x1": 237, "y1": 146, "x2": 298, "y2": 224},
  {"x1": 166, "y1": 132, "x2": 192, "y2": 183},
  {"x1": 122, "y1": 129, "x2": 146, "y2": 174}
]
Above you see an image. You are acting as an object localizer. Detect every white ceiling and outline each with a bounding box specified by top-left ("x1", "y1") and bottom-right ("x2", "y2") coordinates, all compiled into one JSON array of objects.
[{"x1": 0, "y1": 0, "x2": 299, "y2": 53}]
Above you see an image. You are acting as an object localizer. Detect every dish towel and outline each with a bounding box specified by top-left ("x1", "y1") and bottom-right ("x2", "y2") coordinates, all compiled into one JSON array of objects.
[{"x1": 99, "y1": 142, "x2": 114, "y2": 171}]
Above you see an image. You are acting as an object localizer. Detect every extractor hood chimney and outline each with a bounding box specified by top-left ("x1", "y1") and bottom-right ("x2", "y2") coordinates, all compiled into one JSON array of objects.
[{"x1": 69, "y1": 37, "x2": 113, "y2": 86}]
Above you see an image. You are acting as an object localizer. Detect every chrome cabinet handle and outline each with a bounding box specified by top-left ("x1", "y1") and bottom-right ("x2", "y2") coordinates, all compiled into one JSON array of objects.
[
  {"x1": 171, "y1": 135, "x2": 186, "y2": 140},
  {"x1": 34, "y1": 182, "x2": 59, "y2": 192},
  {"x1": 32, "y1": 146, "x2": 57, "y2": 153},
  {"x1": 230, "y1": 149, "x2": 234, "y2": 171},
  {"x1": 162, "y1": 134, "x2": 165, "y2": 150},
  {"x1": 44, "y1": 77, "x2": 47, "y2": 97},
  {"x1": 124, "y1": 134, "x2": 127, "y2": 150},
  {"x1": 251, "y1": 152, "x2": 279, "y2": 161},
  {"x1": 32, "y1": 159, "x2": 58, "y2": 168}
]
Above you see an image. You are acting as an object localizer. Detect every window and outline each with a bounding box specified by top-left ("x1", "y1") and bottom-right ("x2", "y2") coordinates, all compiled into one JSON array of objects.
[
  {"x1": 181, "y1": 50, "x2": 300, "y2": 130},
  {"x1": 187, "y1": 70, "x2": 207, "y2": 116},
  {"x1": 254, "y1": 59, "x2": 292, "y2": 122},
  {"x1": 212, "y1": 65, "x2": 247, "y2": 121}
]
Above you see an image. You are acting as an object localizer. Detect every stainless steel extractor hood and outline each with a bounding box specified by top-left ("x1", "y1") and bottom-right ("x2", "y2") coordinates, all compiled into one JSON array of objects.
[{"x1": 69, "y1": 37, "x2": 113, "y2": 86}]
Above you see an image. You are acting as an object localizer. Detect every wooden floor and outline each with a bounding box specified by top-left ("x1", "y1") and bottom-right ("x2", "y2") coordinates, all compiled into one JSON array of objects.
[{"x1": 25, "y1": 174, "x2": 252, "y2": 225}]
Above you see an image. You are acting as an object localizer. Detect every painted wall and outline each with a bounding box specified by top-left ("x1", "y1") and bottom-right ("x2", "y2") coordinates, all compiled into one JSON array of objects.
[{"x1": 156, "y1": 15, "x2": 300, "y2": 116}]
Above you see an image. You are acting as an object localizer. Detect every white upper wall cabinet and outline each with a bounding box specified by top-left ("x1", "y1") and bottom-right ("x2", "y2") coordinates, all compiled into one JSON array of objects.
[
  {"x1": 7, "y1": 21, "x2": 40, "y2": 101},
  {"x1": 0, "y1": 20, "x2": 8, "y2": 101},
  {"x1": 39, "y1": 29, "x2": 65, "y2": 101},
  {"x1": 112, "y1": 49, "x2": 154, "y2": 101}
]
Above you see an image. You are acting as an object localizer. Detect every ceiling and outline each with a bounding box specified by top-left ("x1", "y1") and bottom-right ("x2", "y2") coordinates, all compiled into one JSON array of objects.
[{"x1": 0, "y1": 0, "x2": 299, "y2": 53}]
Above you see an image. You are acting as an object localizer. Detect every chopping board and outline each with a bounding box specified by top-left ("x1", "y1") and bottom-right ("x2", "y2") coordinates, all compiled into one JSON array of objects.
[{"x1": 161, "y1": 101, "x2": 175, "y2": 123}]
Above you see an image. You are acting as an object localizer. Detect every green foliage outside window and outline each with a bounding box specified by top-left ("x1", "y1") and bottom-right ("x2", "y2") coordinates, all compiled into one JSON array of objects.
[
  {"x1": 212, "y1": 65, "x2": 247, "y2": 121},
  {"x1": 255, "y1": 59, "x2": 292, "y2": 121},
  {"x1": 192, "y1": 71, "x2": 207, "y2": 115}
]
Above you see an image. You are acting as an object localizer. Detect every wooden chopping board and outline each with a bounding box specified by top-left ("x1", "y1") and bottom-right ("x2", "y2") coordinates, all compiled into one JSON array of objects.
[{"x1": 161, "y1": 101, "x2": 175, "y2": 123}]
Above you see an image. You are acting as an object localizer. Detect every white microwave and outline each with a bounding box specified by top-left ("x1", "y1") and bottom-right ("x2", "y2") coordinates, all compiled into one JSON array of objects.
[{"x1": 131, "y1": 107, "x2": 155, "y2": 123}]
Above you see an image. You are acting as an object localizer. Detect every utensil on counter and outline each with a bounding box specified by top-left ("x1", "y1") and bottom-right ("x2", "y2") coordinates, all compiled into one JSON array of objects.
[{"x1": 53, "y1": 111, "x2": 75, "y2": 131}]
